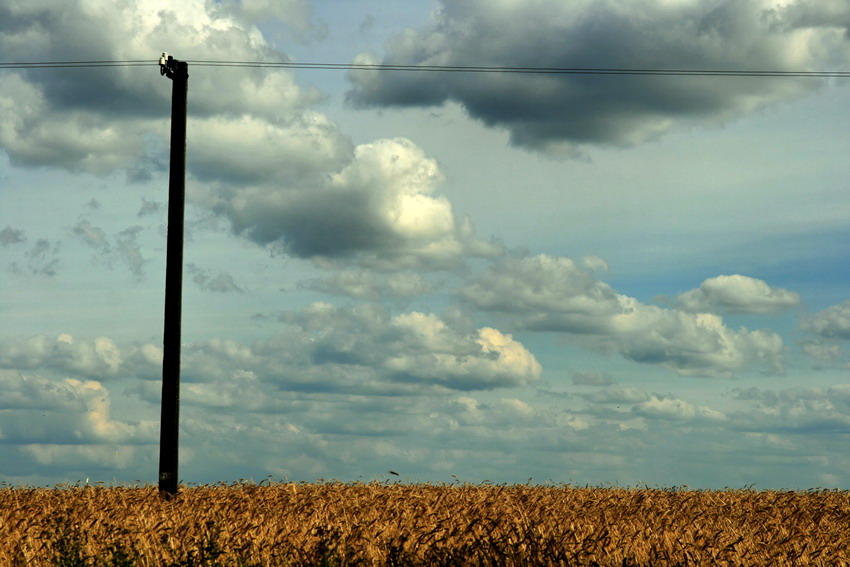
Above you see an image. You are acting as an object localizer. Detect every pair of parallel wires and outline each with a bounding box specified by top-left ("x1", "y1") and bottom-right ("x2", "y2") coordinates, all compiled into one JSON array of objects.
[{"x1": 2, "y1": 59, "x2": 850, "y2": 77}]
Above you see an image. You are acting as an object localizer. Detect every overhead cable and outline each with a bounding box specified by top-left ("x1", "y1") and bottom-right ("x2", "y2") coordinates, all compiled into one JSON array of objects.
[
  {"x1": 0, "y1": 60, "x2": 153, "y2": 69},
  {"x1": 2, "y1": 59, "x2": 849, "y2": 77},
  {"x1": 191, "y1": 60, "x2": 850, "y2": 77}
]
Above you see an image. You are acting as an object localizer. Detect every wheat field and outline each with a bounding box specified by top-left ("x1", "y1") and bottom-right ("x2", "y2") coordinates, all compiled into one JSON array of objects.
[{"x1": 1, "y1": 482, "x2": 848, "y2": 566}]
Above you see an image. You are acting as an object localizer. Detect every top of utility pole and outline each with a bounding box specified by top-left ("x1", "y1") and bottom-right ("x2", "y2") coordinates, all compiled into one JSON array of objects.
[{"x1": 159, "y1": 52, "x2": 188, "y2": 81}]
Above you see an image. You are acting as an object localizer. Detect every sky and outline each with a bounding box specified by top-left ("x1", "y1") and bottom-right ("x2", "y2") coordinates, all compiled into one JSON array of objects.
[{"x1": 1, "y1": 0, "x2": 849, "y2": 489}]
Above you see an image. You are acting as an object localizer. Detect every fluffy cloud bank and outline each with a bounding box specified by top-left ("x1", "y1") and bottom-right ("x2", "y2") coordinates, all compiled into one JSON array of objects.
[
  {"x1": 0, "y1": 0, "x2": 322, "y2": 172},
  {"x1": 633, "y1": 395, "x2": 728, "y2": 423},
  {"x1": 460, "y1": 255, "x2": 785, "y2": 376},
  {"x1": 0, "y1": 311, "x2": 539, "y2": 400},
  {"x1": 672, "y1": 275, "x2": 800, "y2": 315},
  {"x1": 347, "y1": 0, "x2": 850, "y2": 154},
  {"x1": 0, "y1": 1, "x2": 499, "y2": 269},
  {"x1": 0, "y1": 334, "x2": 123, "y2": 380},
  {"x1": 802, "y1": 300, "x2": 850, "y2": 340},
  {"x1": 0, "y1": 369, "x2": 155, "y2": 445},
  {"x1": 199, "y1": 137, "x2": 501, "y2": 267},
  {"x1": 273, "y1": 303, "x2": 541, "y2": 392}
]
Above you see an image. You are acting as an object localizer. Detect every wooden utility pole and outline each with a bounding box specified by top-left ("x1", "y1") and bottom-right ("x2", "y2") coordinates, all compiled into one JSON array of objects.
[{"x1": 158, "y1": 52, "x2": 188, "y2": 498}]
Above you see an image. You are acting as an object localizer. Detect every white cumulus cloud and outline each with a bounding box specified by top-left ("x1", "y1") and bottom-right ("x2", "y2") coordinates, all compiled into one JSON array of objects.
[
  {"x1": 461, "y1": 254, "x2": 785, "y2": 376},
  {"x1": 94, "y1": 303, "x2": 543, "y2": 402},
  {"x1": 0, "y1": 370, "x2": 155, "y2": 444},
  {"x1": 201, "y1": 137, "x2": 501, "y2": 267},
  {"x1": 672, "y1": 274, "x2": 800, "y2": 314},
  {"x1": 0, "y1": 334, "x2": 123, "y2": 380}
]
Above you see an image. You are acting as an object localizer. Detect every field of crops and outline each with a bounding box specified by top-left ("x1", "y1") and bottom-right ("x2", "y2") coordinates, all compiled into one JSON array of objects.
[{"x1": 1, "y1": 482, "x2": 848, "y2": 566}]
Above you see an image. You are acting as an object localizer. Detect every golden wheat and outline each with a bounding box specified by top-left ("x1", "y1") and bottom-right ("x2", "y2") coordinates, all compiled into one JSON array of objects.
[{"x1": 1, "y1": 482, "x2": 848, "y2": 566}]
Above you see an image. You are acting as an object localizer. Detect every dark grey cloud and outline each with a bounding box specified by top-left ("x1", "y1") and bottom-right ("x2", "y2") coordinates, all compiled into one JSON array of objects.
[
  {"x1": 69, "y1": 220, "x2": 148, "y2": 279},
  {"x1": 11, "y1": 238, "x2": 61, "y2": 277},
  {"x1": 0, "y1": 2, "x2": 164, "y2": 118},
  {"x1": 0, "y1": 226, "x2": 26, "y2": 246},
  {"x1": 187, "y1": 263, "x2": 243, "y2": 293},
  {"x1": 0, "y1": 1, "x2": 318, "y2": 120},
  {"x1": 114, "y1": 226, "x2": 146, "y2": 280},
  {"x1": 137, "y1": 198, "x2": 161, "y2": 217},
  {"x1": 583, "y1": 386, "x2": 650, "y2": 405},
  {"x1": 572, "y1": 370, "x2": 615, "y2": 387},
  {"x1": 71, "y1": 219, "x2": 109, "y2": 251},
  {"x1": 346, "y1": 0, "x2": 850, "y2": 154}
]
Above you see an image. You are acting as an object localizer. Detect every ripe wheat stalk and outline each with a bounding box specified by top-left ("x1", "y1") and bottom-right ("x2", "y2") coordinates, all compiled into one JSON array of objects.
[{"x1": 1, "y1": 482, "x2": 848, "y2": 566}]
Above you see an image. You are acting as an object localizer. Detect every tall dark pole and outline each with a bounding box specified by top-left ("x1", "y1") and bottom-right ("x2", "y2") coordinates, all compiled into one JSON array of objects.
[{"x1": 158, "y1": 53, "x2": 188, "y2": 498}]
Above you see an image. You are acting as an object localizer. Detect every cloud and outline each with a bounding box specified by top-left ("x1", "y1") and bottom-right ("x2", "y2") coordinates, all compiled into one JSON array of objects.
[
  {"x1": 164, "y1": 303, "x2": 541, "y2": 396},
  {"x1": 187, "y1": 263, "x2": 243, "y2": 293},
  {"x1": 137, "y1": 198, "x2": 160, "y2": 217},
  {"x1": 0, "y1": 369, "x2": 156, "y2": 481},
  {"x1": 802, "y1": 300, "x2": 850, "y2": 340},
  {"x1": 728, "y1": 384, "x2": 850, "y2": 434},
  {"x1": 10, "y1": 238, "x2": 61, "y2": 277},
  {"x1": 801, "y1": 341, "x2": 845, "y2": 365},
  {"x1": 71, "y1": 220, "x2": 109, "y2": 250},
  {"x1": 384, "y1": 316, "x2": 542, "y2": 390},
  {"x1": 0, "y1": 73, "x2": 148, "y2": 172},
  {"x1": 671, "y1": 274, "x2": 800, "y2": 314},
  {"x1": 0, "y1": 226, "x2": 26, "y2": 246},
  {"x1": 584, "y1": 386, "x2": 650, "y2": 405},
  {"x1": 443, "y1": 396, "x2": 539, "y2": 429},
  {"x1": 188, "y1": 112, "x2": 354, "y2": 187},
  {"x1": 301, "y1": 270, "x2": 432, "y2": 300},
  {"x1": 572, "y1": 370, "x2": 615, "y2": 386},
  {"x1": 346, "y1": 0, "x2": 850, "y2": 154},
  {"x1": 69, "y1": 220, "x2": 148, "y2": 279},
  {"x1": 0, "y1": 369, "x2": 91, "y2": 412},
  {"x1": 1, "y1": 1, "x2": 502, "y2": 268},
  {"x1": 616, "y1": 303, "x2": 785, "y2": 376},
  {"x1": 633, "y1": 395, "x2": 728, "y2": 423},
  {"x1": 0, "y1": 334, "x2": 124, "y2": 380},
  {"x1": 19, "y1": 444, "x2": 151, "y2": 474},
  {"x1": 0, "y1": 369, "x2": 155, "y2": 445},
  {"x1": 215, "y1": 0, "x2": 314, "y2": 29},
  {"x1": 200, "y1": 137, "x2": 502, "y2": 268},
  {"x1": 460, "y1": 254, "x2": 785, "y2": 376},
  {"x1": 459, "y1": 254, "x2": 621, "y2": 331},
  {"x1": 0, "y1": 0, "x2": 321, "y2": 173}
]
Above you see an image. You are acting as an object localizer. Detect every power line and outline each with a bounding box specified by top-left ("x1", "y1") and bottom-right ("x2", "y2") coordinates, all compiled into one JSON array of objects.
[
  {"x1": 192, "y1": 60, "x2": 850, "y2": 77},
  {"x1": 0, "y1": 60, "x2": 153, "y2": 69},
  {"x1": 2, "y1": 58, "x2": 850, "y2": 77}
]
